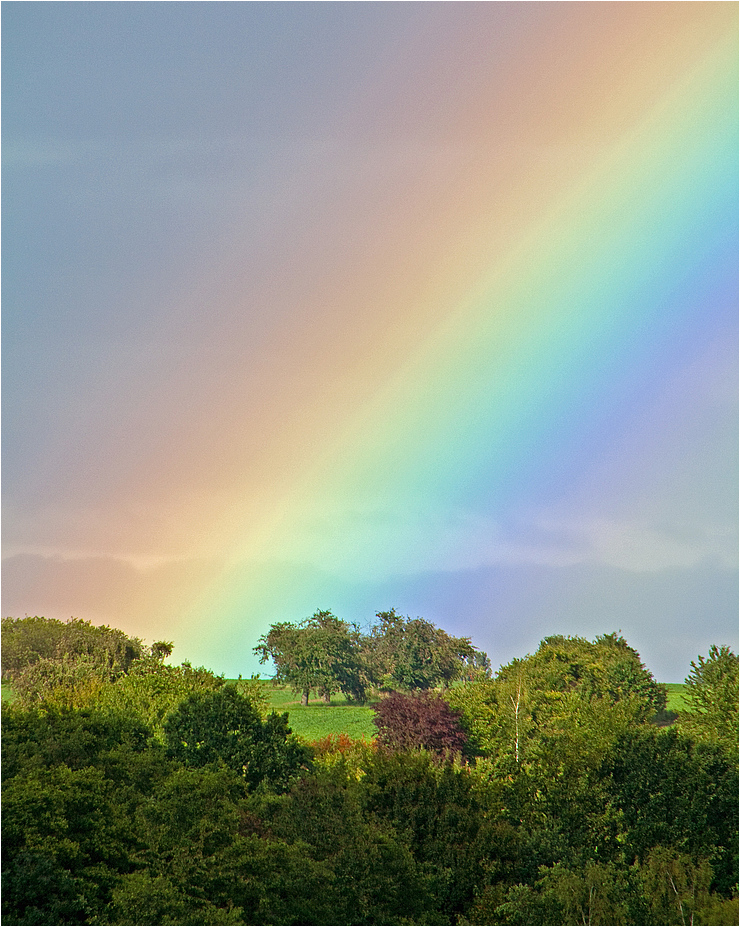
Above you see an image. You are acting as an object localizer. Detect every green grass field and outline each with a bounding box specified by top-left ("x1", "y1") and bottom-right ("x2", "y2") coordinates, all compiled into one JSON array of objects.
[
  {"x1": 1, "y1": 677, "x2": 689, "y2": 741},
  {"x1": 259, "y1": 682, "x2": 379, "y2": 741},
  {"x1": 261, "y1": 682, "x2": 690, "y2": 741},
  {"x1": 665, "y1": 683, "x2": 690, "y2": 712}
]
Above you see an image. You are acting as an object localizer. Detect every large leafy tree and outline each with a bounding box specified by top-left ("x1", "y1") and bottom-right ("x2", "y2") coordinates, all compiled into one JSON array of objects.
[
  {"x1": 2, "y1": 704, "x2": 155, "y2": 784},
  {"x1": 448, "y1": 633, "x2": 667, "y2": 765},
  {"x1": 253, "y1": 767, "x2": 436, "y2": 925},
  {"x1": 1, "y1": 704, "x2": 170, "y2": 927},
  {"x1": 601, "y1": 726, "x2": 739, "y2": 897},
  {"x1": 678, "y1": 645, "x2": 738, "y2": 755},
  {"x1": 357, "y1": 749, "x2": 519, "y2": 921},
  {"x1": 2, "y1": 764, "x2": 132, "y2": 926},
  {"x1": 365, "y1": 608, "x2": 489, "y2": 691},
  {"x1": 488, "y1": 851, "x2": 737, "y2": 927},
  {"x1": 2, "y1": 616, "x2": 146, "y2": 681},
  {"x1": 498, "y1": 633, "x2": 667, "y2": 719},
  {"x1": 1, "y1": 615, "x2": 179, "y2": 711},
  {"x1": 126, "y1": 763, "x2": 344, "y2": 926},
  {"x1": 95, "y1": 657, "x2": 228, "y2": 742},
  {"x1": 163, "y1": 685, "x2": 311, "y2": 791},
  {"x1": 255, "y1": 608, "x2": 488, "y2": 703},
  {"x1": 254, "y1": 610, "x2": 367, "y2": 704}
]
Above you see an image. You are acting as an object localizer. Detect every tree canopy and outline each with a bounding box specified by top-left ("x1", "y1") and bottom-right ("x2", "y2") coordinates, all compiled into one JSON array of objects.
[
  {"x1": 3, "y1": 618, "x2": 737, "y2": 926},
  {"x1": 366, "y1": 608, "x2": 489, "y2": 691},
  {"x1": 254, "y1": 607, "x2": 489, "y2": 704},
  {"x1": 164, "y1": 686, "x2": 311, "y2": 791},
  {"x1": 446, "y1": 632, "x2": 668, "y2": 764},
  {"x1": 2, "y1": 614, "x2": 146, "y2": 681},
  {"x1": 254, "y1": 610, "x2": 368, "y2": 705},
  {"x1": 678, "y1": 644, "x2": 739, "y2": 755}
]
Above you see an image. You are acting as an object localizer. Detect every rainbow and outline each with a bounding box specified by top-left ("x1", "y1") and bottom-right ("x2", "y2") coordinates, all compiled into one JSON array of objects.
[
  {"x1": 161, "y1": 4, "x2": 736, "y2": 675},
  {"x1": 5, "y1": 4, "x2": 737, "y2": 679}
]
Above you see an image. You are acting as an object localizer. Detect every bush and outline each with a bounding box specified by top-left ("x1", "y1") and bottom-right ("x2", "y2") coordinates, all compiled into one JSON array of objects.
[
  {"x1": 163, "y1": 686, "x2": 311, "y2": 791},
  {"x1": 373, "y1": 690, "x2": 468, "y2": 758}
]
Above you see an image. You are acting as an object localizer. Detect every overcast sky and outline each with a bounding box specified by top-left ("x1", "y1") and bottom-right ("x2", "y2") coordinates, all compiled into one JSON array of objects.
[{"x1": 3, "y1": 2, "x2": 737, "y2": 681}]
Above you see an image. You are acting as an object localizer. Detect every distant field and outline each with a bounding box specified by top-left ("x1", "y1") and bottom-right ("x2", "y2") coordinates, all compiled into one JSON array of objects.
[
  {"x1": 258, "y1": 681, "x2": 379, "y2": 741},
  {"x1": 260, "y1": 681, "x2": 690, "y2": 741},
  {"x1": 1, "y1": 678, "x2": 689, "y2": 740},
  {"x1": 665, "y1": 683, "x2": 689, "y2": 712}
]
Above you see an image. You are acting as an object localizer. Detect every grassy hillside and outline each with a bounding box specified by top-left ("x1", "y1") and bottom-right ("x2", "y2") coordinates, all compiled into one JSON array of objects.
[
  {"x1": 260, "y1": 682, "x2": 378, "y2": 741},
  {"x1": 665, "y1": 682, "x2": 690, "y2": 712},
  {"x1": 1, "y1": 677, "x2": 689, "y2": 740},
  {"x1": 263, "y1": 682, "x2": 691, "y2": 742}
]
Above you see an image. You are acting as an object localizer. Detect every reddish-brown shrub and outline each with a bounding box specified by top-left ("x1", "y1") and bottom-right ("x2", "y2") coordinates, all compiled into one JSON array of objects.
[{"x1": 373, "y1": 691, "x2": 468, "y2": 758}]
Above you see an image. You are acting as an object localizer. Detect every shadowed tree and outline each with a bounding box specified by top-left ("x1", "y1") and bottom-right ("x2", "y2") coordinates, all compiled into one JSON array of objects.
[
  {"x1": 163, "y1": 685, "x2": 311, "y2": 791},
  {"x1": 254, "y1": 610, "x2": 367, "y2": 705},
  {"x1": 365, "y1": 608, "x2": 488, "y2": 691}
]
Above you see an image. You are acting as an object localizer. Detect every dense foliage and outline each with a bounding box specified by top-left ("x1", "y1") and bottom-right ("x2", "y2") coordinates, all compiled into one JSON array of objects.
[
  {"x1": 254, "y1": 610, "x2": 368, "y2": 705},
  {"x1": 1, "y1": 615, "x2": 182, "y2": 713},
  {"x1": 678, "y1": 644, "x2": 739, "y2": 754},
  {"x1": 367, "y1": 608, "x2": 490, "y2": 690},
  {"x1": 373, "y1": 690, "x2": 468, "y2": 758},
  {"x1": 2, "y1": 616, "x2": 737, "y2": 925},
  {"x1": 255, "y1": 607, "x2": 489, "y2": 704},
  {"x1": 446, "y1": 632, "x2": 668, "y2": 763},
  {"x1": 2, "y1": 615, "x2": 147, "y2": 681},
  {"x1": 163, "y1": 687, "x2": 311, "y2": 791}
]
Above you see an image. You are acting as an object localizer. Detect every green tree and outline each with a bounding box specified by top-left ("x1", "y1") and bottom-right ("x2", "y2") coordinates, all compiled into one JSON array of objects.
[
  {"x1": 96, "y1": 658, "x2": 225, "y2": 741},
  {"x1": 524, "y1": 860, "x2": 635, "y2": 926},
  {"x1": 601, "y1": 726, "x2": 739, "y2": 897},
  {"x1": 357, "y1": 749, "x2": 519, "y2": 921},
  {"x1": 252, "y1": 765, "x2": 437, "y2": 925},
  {"x1": 365, "y1": 608, "x2": 488, "y2": 691},
  {"x1": 123, "y1": 765, "x2": 256, "y2": 926},
  {"x1": 1, "y1": 617, "x2": 183, "y2": 711},
  {"x1": 679, "y1": 645, "x2": 739, "y2": 755},
  {"x1": 2, "y1": 703, "x2": 156, "y2": 783},
  {"x1": 163, "y1": 685, "x2": 311, "y2": 791},
  {"x1": 2, "y1": 764, "x2": 134, "y2": 925},
  {"x1": 639, "y1": 847, "x2": 715, "y2": 927},
  {"x1": 2, "y1": 616, "x2": 145, "y2": 683},
  {"x1": 6, "y1": 653, "x2": 110, "y2": 710},
  {"x1": 2, "y1": 615, "x2": 68, "y2": 679},
  {"x1": 255, "y1": 610, "x2": 367, "y2": 704},
  {"x1": 2, "y1": 701, "x2": 330, "y2": 926},
  {"x1": 448, "y1": 633, "x2": 666, "y2": 766}
]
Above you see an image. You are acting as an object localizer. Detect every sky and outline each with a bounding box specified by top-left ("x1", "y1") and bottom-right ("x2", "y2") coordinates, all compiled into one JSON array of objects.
[{"x1": 3, "y1": 2, "x2": 737, "y2": 683}]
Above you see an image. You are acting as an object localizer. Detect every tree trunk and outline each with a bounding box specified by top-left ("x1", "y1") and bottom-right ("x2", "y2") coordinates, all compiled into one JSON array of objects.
[
  {"x1": 323, "y1": 691, "x2": 331, "y2": 704},
  {"x1": 301, "y1": 689, "x2": 309, "y2": 706},
  {"x1": 510, "y1": 680, "x2": 522, "y2": 763}
]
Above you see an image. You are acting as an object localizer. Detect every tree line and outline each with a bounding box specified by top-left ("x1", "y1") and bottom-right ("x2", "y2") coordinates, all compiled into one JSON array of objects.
[
  {"x1": 254, "y1": 608, "x2": 490, "y2": 704},
  {"x1": 2, "y1": 613, "x2": 738, "y2": 925}
]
